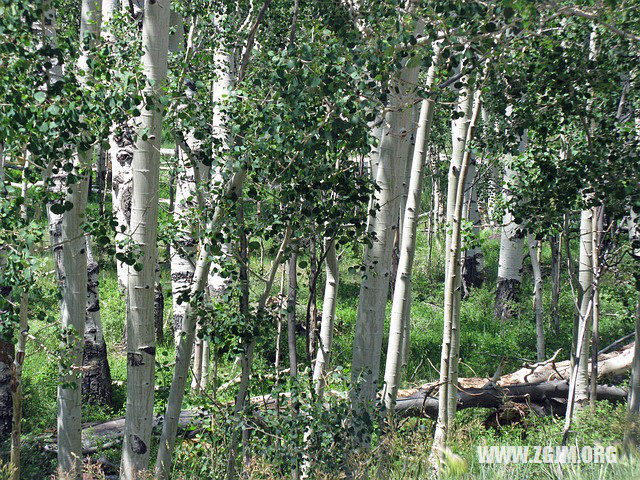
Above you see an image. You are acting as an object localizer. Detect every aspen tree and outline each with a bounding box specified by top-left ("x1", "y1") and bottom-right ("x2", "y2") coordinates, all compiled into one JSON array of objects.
[
  {"x1": 82, "y1": 237, "x2": 113, "y2": 406},
  {"x1": 120, "y1": 1, "x2": 170, "y2": 477},
  {"x1": 430, "y1": 89, "x2": 482, "y2": 471},
  {"x1": 447, "y1": 85, "x2": 480, "y2": 427},
  {"x1": 312, "y1": 239, "x2": 339, "y2": 398},
  {"x1": 351, "y1": 15, "x2": 424, "y2": 420},
  {"x1": 50, "y1": 0, "x2": 101, "y2": 476},
  {"x1": 383, "y1": 41, "x2": 442, "y2": 411},
  {"x1": 494, "y1": 137, "x2": 527, "y2": 321}
]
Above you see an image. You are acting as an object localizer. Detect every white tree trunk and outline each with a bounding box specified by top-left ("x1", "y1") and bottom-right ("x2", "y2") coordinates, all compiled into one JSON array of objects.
[
  {"x1": 154, "y1": 168, "x2": 249, "y2": 479},
  {"x1": 52, "y1": 1, "x2": 100, "y2": 476},
  {"x1": 446, "y1": 84, "x2": 478, "y2": 428},
  {"x1": 382, "y1": 44, "x2": 441, "y2": 411},
  {"x1": 495, "y1": 135, "x2": 527, "y2": 321},
  {"x1": 312, "y1": 240, "x2": 339, "y2": 398},
  {"x1": 574, "y1": 207, "x2": 594, "y2": 409},
  {"x1": 120, "y1": 1, "x2": 170, "y2": 477},
  {"x1": 171, "y1": 148, "x2": 199, "y2": 344},
  {"x1": 528, "y1": 235, "x2": 545, "y2": 361},
  {"x1": 111, "y1": 123, "x2": 134, "y2": 293},
  {"x1": 430, "y1": 92, "x2": 479, "y2": 468},
  {"x1": 550, "y1": 235, "x2": 562, "y2": 334},
  {"x1": 351, "y1": 19, "x2": 424, "y2": 416}
]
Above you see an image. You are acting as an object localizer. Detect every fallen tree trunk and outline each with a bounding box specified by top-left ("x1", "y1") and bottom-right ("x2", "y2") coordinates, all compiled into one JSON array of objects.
[
  {"x1": 394, "y1": 379, "x2": 627, "y2": 419},
  {"x1": 42, "y1": 341, "x2": 634, "y2": 452}
]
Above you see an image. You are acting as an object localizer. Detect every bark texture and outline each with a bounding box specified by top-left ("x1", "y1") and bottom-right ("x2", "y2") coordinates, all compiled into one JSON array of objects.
[
  {"x1": 120, "y1": 1, "x2": 170, "y2": 477},
  {"x1": 574, "y1": 207, "x2": 594, "y2": 409},
  {"x1": 82, "y1": 237, "x2": 113, "y2": 406},
  {"x1": 351, "y1": 19, "x2": 425, "y2": 418},
  {"x1": 312, "y1": 240, "x2": 339, "y2": 398},
  {"x1": 494, "y1": 138, "x2": 527, "y2": 321},
  {"x1": 462, "y1": 155, "x2": 484, "y2": 297},
  {"x1": 383, "y1": 46, "x2": 440, "y2": 411}
]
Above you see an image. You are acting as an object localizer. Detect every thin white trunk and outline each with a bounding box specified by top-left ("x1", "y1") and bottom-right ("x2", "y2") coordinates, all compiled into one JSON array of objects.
[
  {"x1": 201, "y1": 339, "x2": 210, "y2": 389},
  {"x1": 590, "y1": 206, "x2": 602, "y2": 407},
  {"x1": 312, "y1": 240, "x2": 339, "y2": 398},
  {"x1": 120, "y1": 1, "x2": 170, "y2": 477},
  {"x1": 351, "y1": 19, "x2": 424, "y2": 415},
  {"x1": 448, "y1": 86, "x2": 483, "y2": 428},
  {"x1": 550, "y1": 235, "x2": 562, "y2": 335},
  {"x1": 383, "y1": 44, "x2": 441, "y2": 411},
  {"x1": 52, "y1": 1, "x2": 100, "y2": 476},
  {"x1": 170, "y1": 150, "x2": 197, "y2": 341},
  {"x1": 430, "y1": 92, "x2": 479, "y2": 468},
  {"x1": 111, "y1": 123, "x2": 134, "y2": 294},
  {"x1": 574, "y1": 207, "x2": 594, "y2": 409},
  {"x1": 528, "y1": 235, "x2": 545, "y2": 361},
  {"x1": 154, "y1": 170, "x2": 255, "y2": 479}
]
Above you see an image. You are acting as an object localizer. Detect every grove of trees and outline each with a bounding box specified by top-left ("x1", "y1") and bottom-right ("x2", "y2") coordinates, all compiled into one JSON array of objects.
[{"x1": 0, "y1": 0, "x2": 639, "y2": 479}]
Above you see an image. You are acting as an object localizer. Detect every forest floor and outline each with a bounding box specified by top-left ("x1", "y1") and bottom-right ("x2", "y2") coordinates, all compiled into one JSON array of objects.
[{"x1": 4, "y1": 188, "x2": 640, "y2": 478}]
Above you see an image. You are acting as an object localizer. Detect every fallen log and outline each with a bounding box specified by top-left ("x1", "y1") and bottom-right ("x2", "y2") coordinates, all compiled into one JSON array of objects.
[
  {"x1": 394, "y1": 380, "x2": 627, "y2": 419},
  {"x1": 41, "y1": 341, "x2": 635, "y2": 453}
]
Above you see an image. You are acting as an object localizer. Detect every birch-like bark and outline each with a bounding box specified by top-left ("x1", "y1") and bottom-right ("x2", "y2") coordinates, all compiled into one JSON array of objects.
[
  {"x1": 494, "y1": 136, "x2": 527, "y2": 321},
  {"x1": 383, "y1": 45, "x2": 441, "y2": 411},
  {"x1": 155, "y1": 178, "x2": 244, "y2": 479},
  {"x1": 170, "y1": 149, "x2": 198, "y2": 343},
  {"x1": 107, "y1": 2, "x2": 136, "y2": 295},
  {"x1": 156, "y1": 6, "x2": 265, "y2": 472},
  {"x1": 52, "y1": 0, "x2": 100, "y2": 475},
  {"x1": 574, "y1": 207, "x2": 594, "y2": 410},
  {"x1": 351, "y1": 18, "x2": 424, "y2": 418},
  {"x1": 313, "y1": 239, "x2": 339, "y2": 398},
  {"x1": 528, "y1": 235, "x2": 545, "y2": 361},
  {"x1": 383, "y1": 102, "x2": 432, "y2": 410},
  {"x1": 120, "y1": 1, "x2": 170, "y2": 477},
  {"x1": 574, "y1": 29, "x2": 598, "y2": 407},
  {"x1": 430, "y1": 95, "x2": 478, "y2": 469},
  {"x1": 448, "y1": 86, "x2": 482, "y2": 428},
  {"x1": 82, "y1": 237, "x2": 113, "y2": 406}
]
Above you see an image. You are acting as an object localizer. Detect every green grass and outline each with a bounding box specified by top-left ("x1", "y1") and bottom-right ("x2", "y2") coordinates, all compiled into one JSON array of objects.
[{"x1": 6, "y1": 210, "x2": 639, "y2": 478}]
